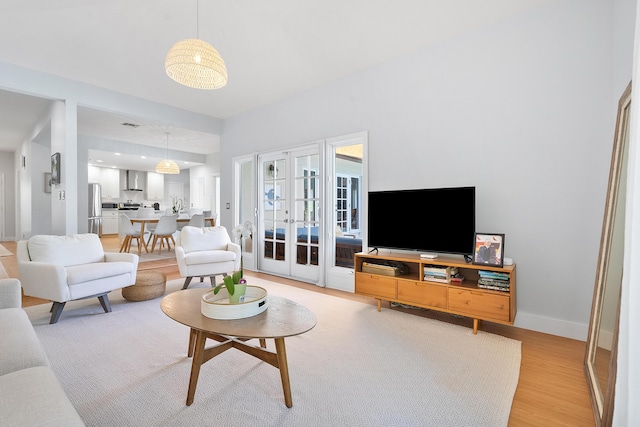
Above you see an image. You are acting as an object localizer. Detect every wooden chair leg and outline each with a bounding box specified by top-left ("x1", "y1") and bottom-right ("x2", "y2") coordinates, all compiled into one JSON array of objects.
[{"x1": 119, "y1": 236, "x2": 130, "y2": 253}]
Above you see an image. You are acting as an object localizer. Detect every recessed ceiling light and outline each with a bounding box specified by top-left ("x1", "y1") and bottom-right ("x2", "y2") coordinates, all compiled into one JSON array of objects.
[
  {"x1": 96, "y1": 160, "x2": 103, "y2": 163},
  {"x1": 184, "y1": 161, "x2": 190, "y2": 164},
  {"x1": 140, "y1": 156, "x2": 146, "y2": 159},
  {"x1": 115, "y1": 153, "x2": 121, "y2": 156}
]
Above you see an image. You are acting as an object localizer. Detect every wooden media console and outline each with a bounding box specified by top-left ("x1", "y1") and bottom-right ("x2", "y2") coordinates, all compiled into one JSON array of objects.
[{"x1": 354, "y1": 252, "x2": 516, "y2": 334}]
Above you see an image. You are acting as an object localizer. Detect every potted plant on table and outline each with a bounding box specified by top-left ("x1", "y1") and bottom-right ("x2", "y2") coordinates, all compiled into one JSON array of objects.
[{"x1": 212, "y1": 271, "x2": 247, "y2": 304}]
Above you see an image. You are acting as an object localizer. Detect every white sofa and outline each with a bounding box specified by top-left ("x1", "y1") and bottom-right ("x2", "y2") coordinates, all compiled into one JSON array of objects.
[
  {"x1": 0, "y1": 278, "x2": 85, "y2": 426},
  {"x1": 17, "y1": 233, "x2": 138, "y2": 323},
  {"x1": 175, "y1": 226, "x2": 241, "y2": 289}
]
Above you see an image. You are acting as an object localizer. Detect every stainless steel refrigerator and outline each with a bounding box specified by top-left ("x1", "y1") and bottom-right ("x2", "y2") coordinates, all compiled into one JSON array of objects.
[{"x1": 88, "y1": 183, "x2": 102, "y2": 236}]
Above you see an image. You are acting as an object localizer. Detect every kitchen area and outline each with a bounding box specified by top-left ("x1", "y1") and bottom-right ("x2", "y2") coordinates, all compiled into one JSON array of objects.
[{"x1": 88, "y1": 165, "x2": 190, "y2": 236}]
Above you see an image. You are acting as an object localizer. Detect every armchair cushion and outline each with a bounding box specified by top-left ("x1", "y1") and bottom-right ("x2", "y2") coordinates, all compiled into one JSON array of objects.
[
  {"x1": 180, "y1": 226, "x2": 233, "y2": 252},
  {"x1": 0, "y1": 309, "x2": 49, "y2": 376},
  {"x1": 66, "y1": 262, "x2": 139, "y2": 286},
  {"x1": 183, "y1": 250, "x2": 236, "y2": 266},
  {"x1": 0, "y1": 278, "x2": 21, "y2": 309},
  {"x1": 27, "y1": 233, "x2": 105, "y2": 266}
]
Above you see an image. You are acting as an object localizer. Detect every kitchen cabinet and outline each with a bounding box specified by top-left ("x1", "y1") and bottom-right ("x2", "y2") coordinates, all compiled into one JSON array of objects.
[
  {"x1": 100, "y1": 168, "x2": 121, "y2": 199},
  {"x1": 102, "y1": 210, "x2": 119, "y2": 235},
  {"x1": 88, "y1": 165, "x2": 101, "y2": 183},
  {"x1": 146, "y1": 172, "x2": 164, "y2": 200}
]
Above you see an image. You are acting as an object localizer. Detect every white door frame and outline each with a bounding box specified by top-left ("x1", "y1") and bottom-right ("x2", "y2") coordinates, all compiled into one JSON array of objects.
[
  {"x1": 324, "y1": 131, "x2": 368, "y2": 292},
  {"x1": 257, "y1": 144, "x2": 322, "y2": 284}
]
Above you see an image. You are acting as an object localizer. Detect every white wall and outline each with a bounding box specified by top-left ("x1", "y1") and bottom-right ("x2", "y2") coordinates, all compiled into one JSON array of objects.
[
  {"x1": 30, "y1": 142, "x2": 52, "y2": 235},
  {"x1": 0, "y1": 151, "x2": 16, "y2": 240},
  {"x1": 221, "y1": 0, "x2": 623, "y2": 339}
]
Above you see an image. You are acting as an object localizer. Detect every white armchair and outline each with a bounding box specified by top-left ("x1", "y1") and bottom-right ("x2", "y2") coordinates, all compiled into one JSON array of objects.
[
  {"x1": 17, "y1": 233, "x2": 139, "y2": 323},
  {"x1": 175, "y1": 226, "x2": 240, "y2": 290}
]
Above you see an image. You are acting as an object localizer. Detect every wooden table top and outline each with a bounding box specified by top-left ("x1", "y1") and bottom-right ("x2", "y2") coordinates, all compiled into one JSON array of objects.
[
  {"x1": 130, "y1": 217, "x2": 215, "y2": 224},
  {"x1": 161, "y1": 288, "x2": 317, "y2": 339}
]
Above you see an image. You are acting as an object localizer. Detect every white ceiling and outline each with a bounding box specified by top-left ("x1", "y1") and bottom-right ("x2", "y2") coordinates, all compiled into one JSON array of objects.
[{"x1": 0, "y1": 0, "x2": 554, "y2": 170}]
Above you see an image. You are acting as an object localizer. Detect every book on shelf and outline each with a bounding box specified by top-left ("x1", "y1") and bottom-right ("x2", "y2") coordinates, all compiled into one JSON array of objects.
[
  {"x1": 423, "y1": 275, "x2": 451, "y2": 284},
  {"x1": 478, "y1": 278, "x2": 510, "y2": 287},
  {"x1": 478, "y1": 270, "x2": 510, "y2": 280},
  {"x1": 477, "y1": 283, "x2": 510, "y2": 292},
  {"x1": 450, "y1": 273, "x2": 465, "y2": 283},
  {"x1": 424, "y1": 265, "x2": 451, "y2": 274}
]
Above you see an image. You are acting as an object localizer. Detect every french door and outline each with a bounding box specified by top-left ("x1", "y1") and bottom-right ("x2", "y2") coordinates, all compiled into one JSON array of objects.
[{"x1": 258, "y1": 146, "x2": 321, "y2": 283}]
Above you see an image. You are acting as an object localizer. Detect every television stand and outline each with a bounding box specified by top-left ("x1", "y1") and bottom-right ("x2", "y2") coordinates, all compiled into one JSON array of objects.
[
  {"x1": 419, "y1": 253, "x2": 438, "y2": 259},
  {"x1": 354, "y1": 251, "x2": 517, "y2": 334}
]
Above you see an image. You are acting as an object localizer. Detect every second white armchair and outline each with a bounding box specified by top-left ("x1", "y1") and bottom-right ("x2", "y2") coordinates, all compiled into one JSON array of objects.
[{"x1": 175, "y1": 226, "x2": 240, "y2": 290}]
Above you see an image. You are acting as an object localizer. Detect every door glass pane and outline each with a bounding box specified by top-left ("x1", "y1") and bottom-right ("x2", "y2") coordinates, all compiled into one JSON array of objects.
[
  {"x1": 263, "y1": 159, "x2": 287, "y2": 261},
  {"x1": 334, "y1": 144, "x2": 363, "y2": 268},
  {"x1": 294, "y1": 153, "x2": 319, "y2": 266}
]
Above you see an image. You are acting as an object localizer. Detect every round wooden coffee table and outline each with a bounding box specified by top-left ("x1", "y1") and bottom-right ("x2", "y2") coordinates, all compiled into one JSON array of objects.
[{"x1": 161, "y1": 288, "x2": 316, "y2": 407}]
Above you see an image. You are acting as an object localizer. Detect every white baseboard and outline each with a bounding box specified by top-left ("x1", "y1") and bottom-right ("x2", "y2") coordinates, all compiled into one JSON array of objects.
[{"x1": 514, "y1": 310, "x2": 588, "y2": 341}]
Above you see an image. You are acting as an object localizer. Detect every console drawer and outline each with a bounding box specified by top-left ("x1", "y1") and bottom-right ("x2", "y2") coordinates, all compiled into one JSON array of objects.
[
  {"x1": 397, "y1": 280, "x2": 447, "y2": 309},
  {"x1": 355, "y1": 273, "x2": 397, "y2": 299},
  {"x1": 448, "y1": 288, "x2": 510, "y2": 322}
]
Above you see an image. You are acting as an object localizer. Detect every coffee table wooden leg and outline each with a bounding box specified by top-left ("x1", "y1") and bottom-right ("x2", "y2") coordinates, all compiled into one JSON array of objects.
[
  {"x1": 186, "y1": 330, "x2": 207, "y2": 406},
  {"x1": 274, "y1": 337, "x2": 293, "y2": 408},
  {"x1": 188, "y1": 328, "x2": 196, "y2": 357},
  {"x1": 259, "y1": 338, "x2": 267, "y2": 348}
]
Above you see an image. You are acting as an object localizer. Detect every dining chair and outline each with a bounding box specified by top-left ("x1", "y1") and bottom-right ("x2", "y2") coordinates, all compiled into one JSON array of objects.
[
  {"x1": 148, "y1": 215, "x2": 178, "y2": 254},
  {"x1": 187, "y1": 213, "x2": 205, "y2": 228},
  {"x1": 137, "y1": 207, "x2": 157, "y2": 240},
  {"x1": 137, "y1": 207, "x2": 155, "y2": 217},
  {"x1": 119, "y1": 214, "x2": 143, "y2": 253}
]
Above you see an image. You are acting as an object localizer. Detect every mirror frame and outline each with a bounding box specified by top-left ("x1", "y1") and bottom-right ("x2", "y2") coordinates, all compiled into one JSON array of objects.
[{"x1": 584, "y1": 81, "x2": 632, "y2": 427}]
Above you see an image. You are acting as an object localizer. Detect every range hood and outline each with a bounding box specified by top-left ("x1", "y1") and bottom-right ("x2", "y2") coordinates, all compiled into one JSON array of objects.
[{"x1": 123, "y1": 170, "x2": 143, "y2": 191}]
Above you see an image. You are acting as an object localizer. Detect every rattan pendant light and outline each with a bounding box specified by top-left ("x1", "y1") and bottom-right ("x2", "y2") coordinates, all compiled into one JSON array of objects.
[
  {"x1": 156, "y1": 133, "x2": 180, "y2": 174},
  {"x1": 165, "y1": 0, "x2": 227, "y2": 90}
]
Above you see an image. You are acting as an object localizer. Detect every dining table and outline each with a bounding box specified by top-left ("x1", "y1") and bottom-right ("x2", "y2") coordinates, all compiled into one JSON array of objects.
[{"x1": 129, "y1": 216, "x2": 215, "y2": 255}]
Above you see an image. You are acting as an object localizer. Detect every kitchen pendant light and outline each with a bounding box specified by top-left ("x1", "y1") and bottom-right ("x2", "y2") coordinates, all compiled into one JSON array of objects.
[
  {"x1": 156, "y1": 133, "x2": 180, "y2": 174},
  {"x1": 165, "y1": 0, "x2": 227, "y2": 90}
]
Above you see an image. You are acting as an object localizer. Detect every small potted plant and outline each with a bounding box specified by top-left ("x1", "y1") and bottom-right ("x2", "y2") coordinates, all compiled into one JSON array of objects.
[{"x1": 213, "y1": 271, "x2": 247, "y2": 304}]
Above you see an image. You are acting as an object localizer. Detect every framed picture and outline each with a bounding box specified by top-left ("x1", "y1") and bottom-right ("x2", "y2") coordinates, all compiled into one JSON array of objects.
[
  {"x1": 44, "y1": 172, "x2": 52, "y2": 193},
  {"x1": 473, "y1": 233, "x2": 505, "y2": 268},
  {"x1": 51, "y1": 152, "x2": 61, "y2": 185}
]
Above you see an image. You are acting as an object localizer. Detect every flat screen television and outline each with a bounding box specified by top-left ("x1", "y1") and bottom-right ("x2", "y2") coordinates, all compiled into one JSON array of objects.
[{"x1": 368, "y1": 186, "x2": 475, "y2": 255}]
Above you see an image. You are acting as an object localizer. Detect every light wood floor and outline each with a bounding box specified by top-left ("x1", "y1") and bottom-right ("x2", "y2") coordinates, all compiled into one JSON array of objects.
[{"x1": 2, "y1": 236, "x2": 595, "y2": 426}]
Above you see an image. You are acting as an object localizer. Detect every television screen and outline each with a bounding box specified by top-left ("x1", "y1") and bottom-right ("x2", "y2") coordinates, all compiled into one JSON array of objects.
[{"x1": 368, "y1": 186, "x2": 475, "y2": 255}]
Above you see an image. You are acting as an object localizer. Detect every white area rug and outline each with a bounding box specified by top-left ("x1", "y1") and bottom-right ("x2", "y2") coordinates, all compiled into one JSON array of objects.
[{"x1": 26, "y1": 278, "x2": 521, "y2": 427}]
